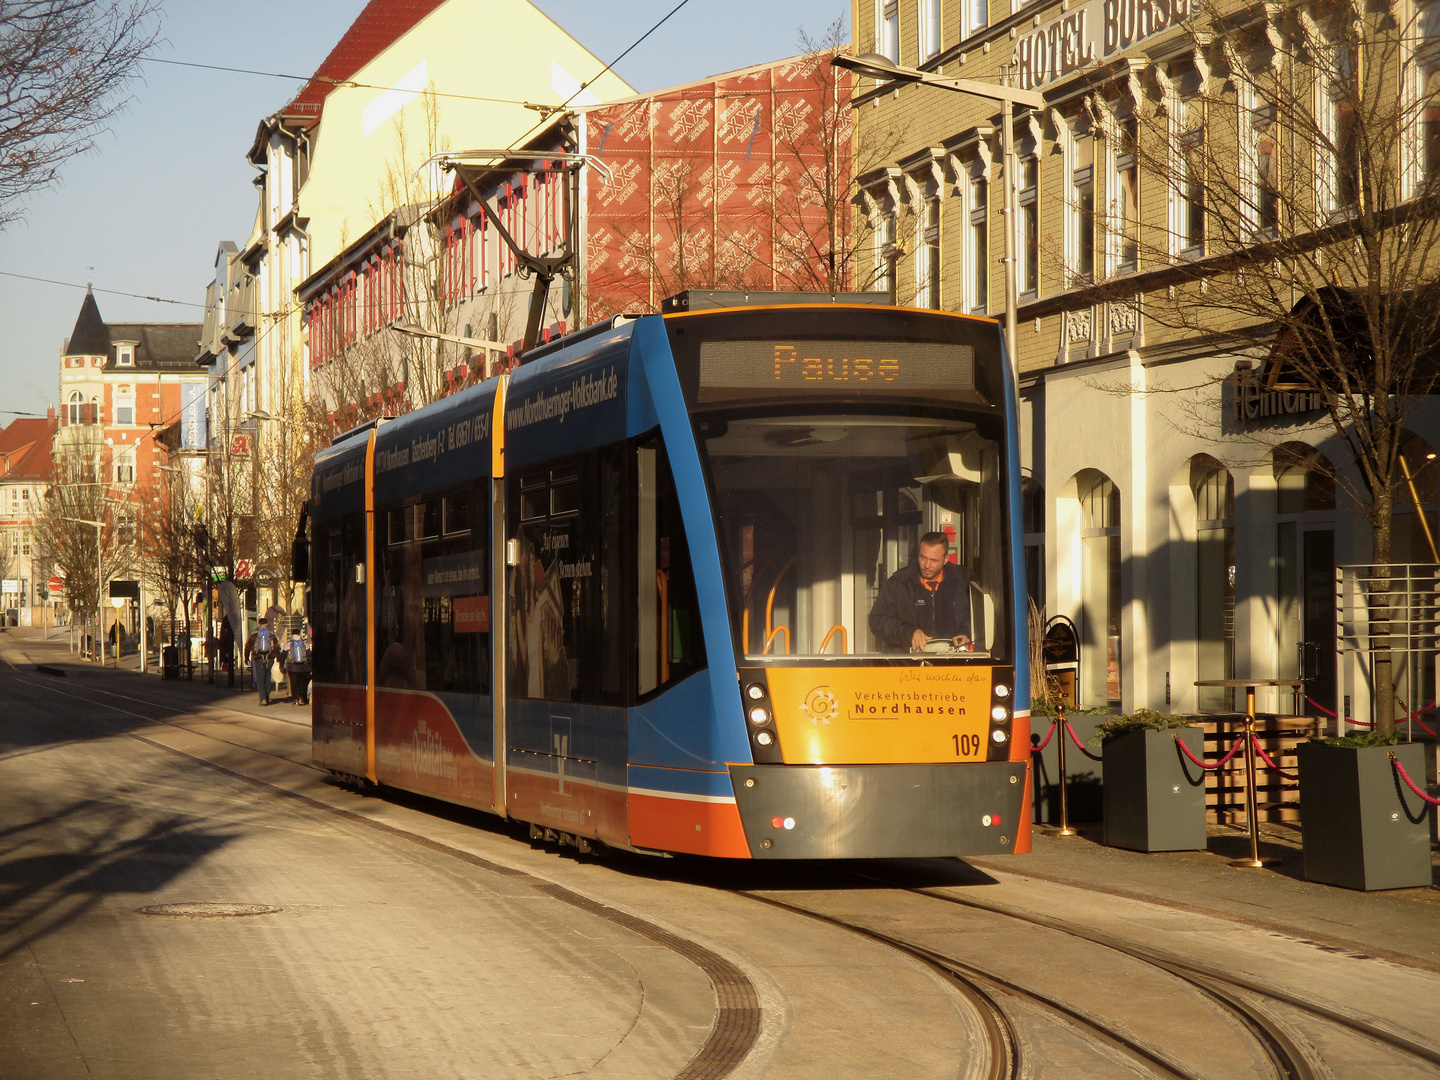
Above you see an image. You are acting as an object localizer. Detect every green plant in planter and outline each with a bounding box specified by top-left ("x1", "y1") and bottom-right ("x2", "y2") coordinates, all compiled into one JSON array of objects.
[
  {"x1": 1031, "y1": 701, "x2": 1112, "y2": 717},
  {"x1": 1098, "y1": 710, "x2": 1207, "y2": 852},
  {"x1": 1091, "y1": 709, "x2": 1194, "y2": 745},
  {"x1": 1308, "y1": 730, "x2": 1400, "y2": 749}
]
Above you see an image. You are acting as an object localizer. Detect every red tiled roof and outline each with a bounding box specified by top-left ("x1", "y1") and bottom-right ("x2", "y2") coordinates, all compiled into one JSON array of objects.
[
  {"x1": 0, "y1": 418, "x2": 57, "y2": 483},
  {"x1": 281, "y1": 0, "x2": 449, "y2": 121}
]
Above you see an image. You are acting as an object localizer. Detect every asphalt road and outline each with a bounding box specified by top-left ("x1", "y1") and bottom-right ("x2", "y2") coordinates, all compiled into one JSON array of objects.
[{"x1": 3, "y1": 629, "x2": 1439, "y2": 1080}]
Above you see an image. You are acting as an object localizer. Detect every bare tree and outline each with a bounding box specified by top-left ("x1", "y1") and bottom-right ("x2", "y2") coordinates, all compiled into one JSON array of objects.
[
  {"x1": 1086, "y1": 0, "x2": 1440, "y2": 732},
  {"x1": 0, "y1": 0, "x2": 161, "y2": 227},
  {"x1": 34, "y1": 427, "x2": 135, "y2": 645},
  {"x1": 141, "y1": 464, "x2": 201, "y2": 643},
  {"x1": 765, "y1": 20, "x2": 871, "y2": 292}
]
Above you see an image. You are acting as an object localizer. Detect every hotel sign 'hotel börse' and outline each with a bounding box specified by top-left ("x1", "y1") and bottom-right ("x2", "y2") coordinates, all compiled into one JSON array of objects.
[{"x1": 1014, "y1": 0, "x2": 1195, "y2": 90}]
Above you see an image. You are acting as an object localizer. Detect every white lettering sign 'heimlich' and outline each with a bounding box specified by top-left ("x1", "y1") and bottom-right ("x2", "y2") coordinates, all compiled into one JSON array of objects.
[{"x1": 1015, "y1": 0, "x2": 1194, "y2": 91}]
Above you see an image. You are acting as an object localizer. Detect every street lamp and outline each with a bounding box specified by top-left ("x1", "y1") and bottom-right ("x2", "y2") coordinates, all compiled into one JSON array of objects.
[
  {"x1": 61, "y1": 515, "x2": 105, "y2": 665},
  {"x1": 832, "y1": 52, "x2": 1044, "y2": 380}
]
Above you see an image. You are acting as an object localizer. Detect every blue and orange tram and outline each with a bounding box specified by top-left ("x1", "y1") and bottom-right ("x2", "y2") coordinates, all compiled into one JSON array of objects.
[{"x1": 307, "y1": 296, "x2": 1031, "y2": 858}]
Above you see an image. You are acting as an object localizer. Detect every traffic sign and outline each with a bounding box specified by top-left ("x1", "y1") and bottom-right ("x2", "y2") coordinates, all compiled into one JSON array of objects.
[{"x1": 48, "y1": 575, "x2": 64, "y2": 595}]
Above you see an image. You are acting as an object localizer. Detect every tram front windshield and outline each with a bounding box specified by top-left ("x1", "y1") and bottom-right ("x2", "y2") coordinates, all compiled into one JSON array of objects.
[{"x1": 699, "y1": 411, "x2": 1010, "y2": 662}]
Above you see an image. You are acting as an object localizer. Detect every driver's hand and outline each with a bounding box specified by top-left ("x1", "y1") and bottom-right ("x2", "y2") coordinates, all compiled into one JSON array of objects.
[
  {"x1": 953, "y1": 635, "x2": 971, "y2": 649},
  {"x1": 911, "y1": 629, "x2": 929, "y2": 651}
]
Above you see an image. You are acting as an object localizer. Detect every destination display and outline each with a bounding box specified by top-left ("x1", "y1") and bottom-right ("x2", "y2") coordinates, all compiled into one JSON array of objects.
[{"x1": 697, "y1": 340, "x2": 974, "y2": 402}]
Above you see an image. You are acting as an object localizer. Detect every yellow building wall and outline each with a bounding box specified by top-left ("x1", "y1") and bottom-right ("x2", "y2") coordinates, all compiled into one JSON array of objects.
[{"x1": 299, "y1": 0, "x2": 635, "y2": 272}]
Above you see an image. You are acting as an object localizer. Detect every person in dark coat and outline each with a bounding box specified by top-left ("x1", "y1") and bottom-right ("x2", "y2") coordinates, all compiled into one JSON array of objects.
[{"x1": 868, "y1": 531, "x2": 974, "y2": 652}]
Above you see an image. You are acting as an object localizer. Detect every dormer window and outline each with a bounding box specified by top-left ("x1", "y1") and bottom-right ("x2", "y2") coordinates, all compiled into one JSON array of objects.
[{"x1": 116, "y1": 345, "x2": 134, "y2": 367}]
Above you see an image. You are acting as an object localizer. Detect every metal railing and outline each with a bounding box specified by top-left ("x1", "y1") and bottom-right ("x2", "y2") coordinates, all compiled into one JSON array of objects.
[{"x1": 1337, "y1": 563, "x2": 1440, "y2": 737}]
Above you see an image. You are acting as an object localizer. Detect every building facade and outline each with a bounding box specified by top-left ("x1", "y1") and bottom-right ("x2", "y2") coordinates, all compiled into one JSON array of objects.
[
  {"x1": 0, "y1": 413, "x2": 58, "y2": 626},
  {"x1": 52, "y1": 290, "x2": 205, "y2": 632},
  {"x1": 852, "y1": 0, "x2": 1440, "y2": 722}
]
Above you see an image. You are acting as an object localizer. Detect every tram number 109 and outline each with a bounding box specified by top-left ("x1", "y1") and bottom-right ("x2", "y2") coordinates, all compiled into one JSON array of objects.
[{"x1": 952, "y1": 733, "x2": 981, "y2": 757}]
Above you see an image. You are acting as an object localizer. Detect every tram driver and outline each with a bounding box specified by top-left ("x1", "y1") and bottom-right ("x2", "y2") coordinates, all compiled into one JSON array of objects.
[{"x1": 868, "y1": 531, "x2": 974, "y2": 653}]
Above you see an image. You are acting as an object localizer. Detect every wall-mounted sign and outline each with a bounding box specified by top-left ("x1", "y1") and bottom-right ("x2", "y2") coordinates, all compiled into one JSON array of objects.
[
  {"x1": 231, "y1": 433, "x2": 250, "y2": 456},
  {"x1": 1014, "y1": 0, "x2": 1196, "y2": 91},
  {"x1": 1, "y1": 580, "x2": 18, "y2": 594}
]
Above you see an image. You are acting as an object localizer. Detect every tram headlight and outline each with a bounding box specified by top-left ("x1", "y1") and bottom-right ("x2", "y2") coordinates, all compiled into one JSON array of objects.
[
  {"x1": 994, "y1": 684, "x2": 1011, "y2": 699},
  {"x1": 992, "y1": 729, "x2": 1008, "y2": 743},
  {"x1": 991, "y1": 705, "x2": 1009, "y2": 721},
  {"x1": 749, "y1": 706, "x2": 771, "y2": 725},
  {"x1": 755, "y1": 730, "x2": 775, "y2": 747},
  {"x1": 745, "y1": 683, "x2": 766, "y2": 701}
]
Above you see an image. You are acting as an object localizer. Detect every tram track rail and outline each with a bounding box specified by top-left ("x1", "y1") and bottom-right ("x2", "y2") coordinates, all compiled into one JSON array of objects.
[
  {"x1": 0, "y1": 649, "x2": 762, "y2": 1080},
  {"x1": 829, "y1": 870, "x2": 1440, "y2": 1079},
  {"x1": 739, "y1": 888, "x2": 1232, "y2": 1080}
]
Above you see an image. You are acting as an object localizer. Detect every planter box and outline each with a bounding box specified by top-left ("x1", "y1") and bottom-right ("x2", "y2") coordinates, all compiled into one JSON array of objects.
[
  {"x1": 1032, "y1": 712, "x2": 1107, "y2": 824},
  {"x1": 1102, "y1": 727, "x2": 1207, "y2": 852},
  {"x1": 1297, "y1": 741, "x2": 1433, "y2": 891}
]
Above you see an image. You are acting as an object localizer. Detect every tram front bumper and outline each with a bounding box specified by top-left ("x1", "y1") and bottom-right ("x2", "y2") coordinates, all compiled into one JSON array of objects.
[{"x1": 730, "y1": 761, "x2": 1027, "y2": 859}]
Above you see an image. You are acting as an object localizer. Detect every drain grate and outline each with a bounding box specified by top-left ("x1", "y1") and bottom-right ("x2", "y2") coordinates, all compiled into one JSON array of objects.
[{"x1": 136, "y1": 902, "x2": 281, "y2": 919}]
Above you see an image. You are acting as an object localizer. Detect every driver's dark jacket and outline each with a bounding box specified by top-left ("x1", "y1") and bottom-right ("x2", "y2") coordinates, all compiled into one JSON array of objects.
[{"x1": 868, "y1": 562, "x2": 973, "y2": 652}]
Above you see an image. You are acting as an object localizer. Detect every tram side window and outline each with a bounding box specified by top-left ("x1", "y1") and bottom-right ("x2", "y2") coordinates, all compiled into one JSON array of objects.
[
  {"x1": 508, "y1": 446, "x2": 627, "y2": 704},
  {"x1": 637, "y1": 434, "x2": 705, "y2": 698},
  {"x1": 377, "y1": 483, "x2": 490, "y2": 695},
  {"x1": 314, "y1": 510, "x2": 366, "y2": 684}
]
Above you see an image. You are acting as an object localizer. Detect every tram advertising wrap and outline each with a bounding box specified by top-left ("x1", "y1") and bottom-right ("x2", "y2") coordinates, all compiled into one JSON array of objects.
[{"x1": 307, "y1": 300, "x2": 1030, "y2": 860}]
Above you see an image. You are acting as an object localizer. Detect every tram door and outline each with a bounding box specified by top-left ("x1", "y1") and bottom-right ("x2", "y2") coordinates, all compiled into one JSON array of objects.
[{"x1": 502, "y1": 448, "x2": 629, "y2": 842}]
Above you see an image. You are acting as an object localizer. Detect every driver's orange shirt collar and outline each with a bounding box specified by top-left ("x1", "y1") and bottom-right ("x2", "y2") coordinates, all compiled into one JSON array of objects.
[{"x1": 922, "y1": 566, "x2": 943, "y2": 592}]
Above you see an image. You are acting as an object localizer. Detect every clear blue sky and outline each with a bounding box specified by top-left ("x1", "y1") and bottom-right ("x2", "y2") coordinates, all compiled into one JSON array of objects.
[{"x1": 0, "y1": 0, "x2": 848, "y2": 419}]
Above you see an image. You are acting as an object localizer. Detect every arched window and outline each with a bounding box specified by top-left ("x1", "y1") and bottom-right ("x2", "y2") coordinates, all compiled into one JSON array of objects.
[
  {"x1": 1192, "y1": 457, "x2": 1235, "y2": 711},
  {"x1": 1078, "y1": 470, "x2": 1121, "y2": 706},
  {"x1": 67, "y1": 391, "x2": 82, "y2": 426}
]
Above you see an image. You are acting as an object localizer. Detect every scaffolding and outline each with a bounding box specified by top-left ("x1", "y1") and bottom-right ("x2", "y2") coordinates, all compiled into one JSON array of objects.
[{"x1": 1336, "y1": 564, "x2": 1440, "y2": 736}]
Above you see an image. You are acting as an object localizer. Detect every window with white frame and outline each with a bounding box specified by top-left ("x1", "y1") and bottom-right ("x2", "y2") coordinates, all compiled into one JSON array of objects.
[
  {"x1": 916, "y1": 186, "x2": 941, "y2": 309},
  {"x1": 1020, "y1": 155, "x2": 1039, "y2": 294},
  {"x1": 1240, "y1": 80, "x2": 1279, "y2": 233},
  {"x1": 67, "y1": 391, "x2": 82, "y2": 426},
  {"x1": 115, "y1": 449, "x2": 135, "y2": 485},
  {"x1": 874, "y1": 203, "x2": 899, "y2": 299},
  {"x1": 918, "y1": 0, "x2": 941, "y2": 60},
  {"x1": 1169, "y1": 63, "x2": 1205, "y2": 255},
  {"x1": 1320, "y1": 44, "x2": 1359, "y2": 213},
  {"x1": 968, "y1": 172, "x2": 989, "y2": 313},
  {"x1": 115, "y1": 345, "x2": 134, "y2": 367},
  {"x1": 968, "y1": 0, "x2": 988, "y2": 35},
  {"x1": 115, "y1": 384, "x2": 134, "y2": 426},
  {"x1": 877, "y1": 0, "x2": 899, "y2": 62},
  {"x1": 1111, "y1": 111, "x2": 1140, "y2": 271},
  {"x1": 1417, "y1": 0, "x2": 1440, "y2": 187},
  {"x1": 1069, "y1": 117, "x2": 1096, "y2": 283}
]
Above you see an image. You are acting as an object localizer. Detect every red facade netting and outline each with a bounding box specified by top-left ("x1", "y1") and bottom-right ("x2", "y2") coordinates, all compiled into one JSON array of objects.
[{"x1": 584, "y1": 54, "x2": 854, "y2": 322}]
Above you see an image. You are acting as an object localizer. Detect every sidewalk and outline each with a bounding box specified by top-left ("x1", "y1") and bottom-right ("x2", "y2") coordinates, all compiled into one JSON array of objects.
[{"x1": 0, "y1": 624, "x2": 293, "y2": 715}]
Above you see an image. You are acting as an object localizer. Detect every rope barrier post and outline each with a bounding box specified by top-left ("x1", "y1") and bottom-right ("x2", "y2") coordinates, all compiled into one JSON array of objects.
[
  {"x1": 1230, "y1": 687, "x2": 1279, "y2": 869},
  {"x1": 1042, "y1": 702, "x2": 1078, "y2": 837}
]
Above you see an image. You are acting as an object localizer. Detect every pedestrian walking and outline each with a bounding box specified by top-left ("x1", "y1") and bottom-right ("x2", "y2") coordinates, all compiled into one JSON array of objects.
[
  {"x1": 244, "y1": 617, "x2": 280, "y2": 706},
  {"x1": 285, "y1": 629, "x2": 311, "y2": 706}
]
